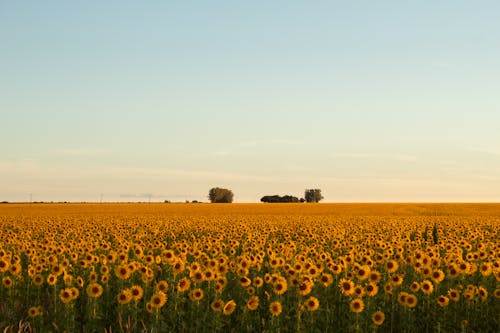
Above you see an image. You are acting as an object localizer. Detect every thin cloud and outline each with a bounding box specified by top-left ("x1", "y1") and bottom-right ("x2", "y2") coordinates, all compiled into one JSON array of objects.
[
  {"x1": 207, "y1": 138, "x2": 304, "y2": 157},
  {"x1": 54, "y1": 148, "x2": 108, "y2": 157},
  {"x1": 468, "y1": 147, "x2": 500, "y2": 157},
  {"x1": 333, "y1": 153, "x2": 418, "y2": 161}
]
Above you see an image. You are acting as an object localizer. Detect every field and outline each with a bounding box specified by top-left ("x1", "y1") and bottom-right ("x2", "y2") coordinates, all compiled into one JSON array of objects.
[{"x1": 0, "y1": 203, "x2": 499, "y2": 332}]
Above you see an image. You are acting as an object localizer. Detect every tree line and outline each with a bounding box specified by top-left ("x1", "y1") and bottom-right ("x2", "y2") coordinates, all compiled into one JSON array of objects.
[{"x1": 207, "y1": 187, "x2": 323, "y2": 203}]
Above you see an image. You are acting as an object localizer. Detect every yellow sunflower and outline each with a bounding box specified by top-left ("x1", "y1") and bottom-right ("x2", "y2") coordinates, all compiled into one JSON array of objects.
[
  {"x1": 349, "y1": 298, "x2": 364, "y2": 314},
  {"x1": 246, "y1": 295, "x2": 259, "y2": 311},
  {"x1": 130, "y1": 285, "x2": 144, "y2": 301},
  {"x1": 189, "y1": 288, "x2": 204, "y2": 302},
  {"x1": 304, "y1": 296, "x2": 320, "y2": 312},
  {"x1": 223, "y1": 300, "x2": 237, "y2": 315},
  {"x1": 269, "y1": 301, "x2": 282, "y2": 316},
  {"x1": 86, "y1": 283, "x2": 104, "y2": 298},
  {"x1": 372, "y1": 310, "x2": 385, "y2": 326},
  {"x1": 150, "y1": 291, "x2": 167, "y2": 309}
]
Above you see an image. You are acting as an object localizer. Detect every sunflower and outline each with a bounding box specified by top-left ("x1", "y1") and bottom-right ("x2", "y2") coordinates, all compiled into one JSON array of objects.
[
  {"x1": 356, "y1": 265, "x2": 370, "y2": 281},
  {"x1": 100, "y1": 265, "x2": 110, "y2": 276},
  {"x1": 297, "y1": 280, "x2": 313, "y2": 296},
  {"x1": 2, "y1": 276, "x2": 13, "y2": 288},
  {"x1": 349, "y1": 298, "x2": 364, "y2": 314},
  {"x1": 431, "y1": 269, "x2": 445, "y2": 284},
  {"x1": 59, "y1": 288, "x2": 73, "y2": 303},
  {"x1": 145, "y1": 301, "x2": 154, "y2": 313},
  {"x1": 339, "y1": 279, "x2": 355, "y2": 296},
  {"x1": 32, "y1": 274, "x2": 44, "y2": 287},
  {"x1": 398, "y1": 292, "x2": 408, "y2": 306},
  {"x1": 246, "y1": 295, "x2": 259, "y2": 311},
  {"x1": 273, "y1": 279, "x2": 288, "y2": 295},
  {"x1": 203, "y1": 269, "x2": 215, "y2": 281},
  {"x1": 390, "y1": 274, "x2": 403, "y2": 287},
  {"x1": 354, "y1": 285, "x2": 365, "y2": 297},
  {"x1": 464, "y1": 290, "x2": 475, "y2": 302},
  {"x1": 410, "y1": 281, "x2": 420, "y2": 292},
  {"x1": 190, "y1": 269, "x2": 204, "y2": 284},
  {"x1": 70, "y1": 287, "x2": 79, "y2": 299},
  {"x1": 421, "y1": 280, "x2": 434, "y2": 295},
  {"x1": 405, "y1": 294, "x2": 418, "y2": 308},
  {"x1": 383, "y1": 283, "x2": 393, "y2": 295},
  {"x1": 114, "y1": 265, "x2": 131, "y2": 280},
  {"x1": 269, "y1": 301, "x2": 282, "y2": 316},
  {"x1": 319, "y1": 273, "x2": 333, "y2": 287},
  {"x1": 448, "y1": 288, "x2": 460, "y2": 302},
  {"x1": 150, "y1": 291, "x2": 167, "y2": 309},
  {"x1": 365, "y1": 282, "x2": 379, "y2": 297},
  {"x1": 304, "y1": 296, "x2": 320, "y2": 311},
  {"x1": 28, "y1": 306, "x2": 41, "y2": 318},
  {"x1": 211, "y1": 299, "x2": 225, "y2": 312},
  {"x1": 0, "y1": 259, "x2": 10, "y2": 273},
  {"x1": 155, "y1": 280, "x2": 169, "y2": 293},
  {"x1": 371, "y1": 310, "x2": 385, "y2": 326},
  {"x1": 447, "y1": 264, "x2": 460, "y2": 278},
  {"x1": 368, "y1": 270, "x2": 381, "y2": 284},
  {"x1": 478, "y1": 286, "x2": 488, "y2": 301},
  {"x1": 331, "y1": 263, "x2": 343, "y2": 275},
  {"x1": 130, "y1": 285, "x2": 144, "y2": 301},
  {"x1": 243, "y1": 285, "x2": 253, "y2": 295},
  {"x1": 86, "y1": 283, "x2": 104, "y2": 298},
  {"x1": 189, "y1": 288, "x2": 204, "y2": 302},
  {"x1": 386, "y1": 260, "x2": 399, "y2": 273},
  {"x1": 458, "y1": 261, "x2": 470, "y2": 274},
  {"x1": 223, "y1": 300, "x2": 237, "y2": 315},
  {"x1": 177, "y1": 277, "x2": 191, "y2": 292},
  {"x1": 47, "y1": 274, "x2": 57, "y2": 286},
  {"x1": 239, "y1": 276, "x2": 251, "y2": 288},
  {"x1": 479, "y1": 262, "x2": 492, "y2": 276},
  {"x1": 437, "y1": 295, "x2": 449, "y2": 307},
  {"x1": 10, "y1": 263, "x2": 22, "y2": 275},
  {"x1": 253, "y1": 276, "x2": 264, "y2": 288}
]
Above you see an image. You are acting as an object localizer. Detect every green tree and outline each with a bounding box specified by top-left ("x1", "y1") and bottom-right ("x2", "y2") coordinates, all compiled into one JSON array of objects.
[
  {"x1": 304, "y1": 189, "x2": 323, "y2": 203},
  {"x1": 208, "y1": 187, "x2": 234, "y2": 203}
]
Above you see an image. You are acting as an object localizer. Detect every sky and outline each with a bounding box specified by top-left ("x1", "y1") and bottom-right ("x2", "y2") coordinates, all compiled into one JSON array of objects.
[{"x1": 1, "y1": 1, "x2": 500, "y2": 203}]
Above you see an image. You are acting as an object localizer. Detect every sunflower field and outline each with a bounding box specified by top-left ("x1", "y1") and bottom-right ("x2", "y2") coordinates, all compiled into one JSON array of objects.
[{"x1": 0, "y1": 203, "x2": 499, "y2": 332}]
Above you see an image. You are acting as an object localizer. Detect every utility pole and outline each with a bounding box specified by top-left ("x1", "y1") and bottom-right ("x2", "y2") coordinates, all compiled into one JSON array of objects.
[{"x1": 100, "y1": 193, "x2": 103, "y2": 203}]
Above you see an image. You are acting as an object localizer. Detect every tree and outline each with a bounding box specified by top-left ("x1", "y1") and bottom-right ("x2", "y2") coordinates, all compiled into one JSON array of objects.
[
  {"x1": 304, "y1": 189, "x2": 323, "y2": 203},
  {"x1": 260, "y1": 195, "x2": 300, "y2": 203},
  {"x1": 208, "y1": 187, "x2": 234, "y2": 203}
]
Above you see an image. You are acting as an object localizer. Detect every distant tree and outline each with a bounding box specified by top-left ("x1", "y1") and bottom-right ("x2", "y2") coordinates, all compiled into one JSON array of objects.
[
  {"x1": 304, "y1": 189, "x2": 323, "y2": 203},
  {"x1": 208, "y1": 187, "x2": 234, "y2": 203},
  {"x1": 260, "y1": 195, "x2": 300, "y2": 203}
]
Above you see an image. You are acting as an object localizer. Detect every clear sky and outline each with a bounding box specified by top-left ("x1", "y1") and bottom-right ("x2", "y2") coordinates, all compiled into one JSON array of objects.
[{"x1": 1, "y1": 1, "x2": 499, "y2": 202}]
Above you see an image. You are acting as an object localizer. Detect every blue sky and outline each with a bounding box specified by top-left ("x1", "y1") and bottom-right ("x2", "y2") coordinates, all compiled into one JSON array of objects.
[{"x1": 1, "y1": 1, "x2": 499, "y2": 202}]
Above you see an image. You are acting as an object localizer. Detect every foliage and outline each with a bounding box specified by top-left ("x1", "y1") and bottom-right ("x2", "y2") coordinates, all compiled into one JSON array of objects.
[
  {"x1": 0, "y1": 203, "x2": 499, "y2": 332},
  {"x1": 208, "y1": 187, "x2": 234, "y2": 203},
  {"x1": 260, "y1": 195, "x2": 300, "y2": 203},
  {"x1": 304, "y1": 189, "x2": 324, "y2": 203}
]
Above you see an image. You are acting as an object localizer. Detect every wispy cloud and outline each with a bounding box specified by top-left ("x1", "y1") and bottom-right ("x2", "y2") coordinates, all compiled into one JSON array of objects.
[
  {"x1": 54, "y1": 147, "x2": 108, "y2": 157},
  {"x1": 203, "y1": 139, "x2": 304, "y2": 158},
  {"x1": 333, "y1": 153, "x2": 418, "y2": 161},
  {"x1": 468, "y1": 147, "x2": 500, "y2": 157}
]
